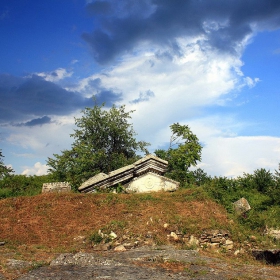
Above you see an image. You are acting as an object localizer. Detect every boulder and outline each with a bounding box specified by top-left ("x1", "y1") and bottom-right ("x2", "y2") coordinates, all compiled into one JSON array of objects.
[{"x1": 233, "y1": 197, "x2": 251, "y2": 215}]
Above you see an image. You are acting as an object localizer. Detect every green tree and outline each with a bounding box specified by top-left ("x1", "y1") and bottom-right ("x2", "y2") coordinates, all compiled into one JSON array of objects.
[
  {"x1": 155, "y1": 123, "x2": 202, "y2": 184},
  {"x1": 0, "y1": 149, "x2": 14, "y2": 179},
  {"x1": 47, "y1": 102, "x2": 149, "y2": 190},
  {"x1": 252, "y1": 168, "x2": 274, "y2": 193}
]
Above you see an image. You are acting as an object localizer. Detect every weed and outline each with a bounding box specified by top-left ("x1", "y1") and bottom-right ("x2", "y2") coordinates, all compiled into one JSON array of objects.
[
  {"x1": 88, "y1": 232, "x2": 103, "y2": 244},
  {"x1": 138, "y1": 194, "x2": 160, "y2": 201},
  {"x1": 110, "y1": 220, "x2": 126, "y2": 229},
  {"x1": 31, "y1": 261, "x2": 48, "y2": 270}
]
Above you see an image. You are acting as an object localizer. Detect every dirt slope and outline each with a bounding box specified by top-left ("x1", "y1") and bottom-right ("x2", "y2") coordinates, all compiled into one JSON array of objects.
[{"x1": 1, "y1": 189, "x2": 278, "y2": 279}]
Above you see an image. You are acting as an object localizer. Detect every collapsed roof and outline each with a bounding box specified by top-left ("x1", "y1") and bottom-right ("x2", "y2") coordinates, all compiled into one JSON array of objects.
[{"x1": 78, "y1": 154, "x2": 179, "y2": 193}]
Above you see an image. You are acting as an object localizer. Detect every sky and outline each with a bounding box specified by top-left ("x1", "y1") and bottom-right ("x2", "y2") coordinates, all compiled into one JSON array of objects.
[{"x1": 1, "y1": 0, "x2": 280, "y2": 178}]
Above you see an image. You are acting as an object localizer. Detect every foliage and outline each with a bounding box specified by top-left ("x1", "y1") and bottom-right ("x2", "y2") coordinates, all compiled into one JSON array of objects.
[
  {"x1": 155, "y1": 123, "x2": 202, "y2": 184},
  {"x1": 201, "y1": 165, "x2": 280, "y2": 230},
  {"x1": 0, "y1": 149, "x2": 14, "y2": 179},
  {"x1": 89, "y1": 231, "x2": 103, "y2": 244},
  {"x1": 47, "y1": 102, "x2": 150, "y2": 190},
  {"x1": 0, "y1": 174, "x2": 53, "y2": 198}
]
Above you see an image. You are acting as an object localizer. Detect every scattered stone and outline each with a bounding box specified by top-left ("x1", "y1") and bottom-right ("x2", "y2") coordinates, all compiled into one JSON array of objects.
[
  {"x1": 250, "y1": 235, "x2": 257, "y2": 242},
  {"x1": 122, "y1": 235, "x2": 129, "y2": 240},
  {"x1": 208, "y1": 243, "x2": 220, "y2": 250},
  {"x1": 163, "y1": 223, "x2": 169, "y2": 229},
  {"x1": 188, "y1": 235, "x2": 199, "y2": 246},
  {"x1": 92, "y1": 244, "x2": 111, "y2": 251},
  {"x1": 0, "y1": 241, "x2": 5, "y2": 246},
  {"x1": 234, "y1": 249, "x2": 240, "y2": 256},
  {"x1": 114, "y1": 245, "x2": 126, "y2": 252},
  {"x1": 73, "y1": 236, "x2": 86, "y2": 242},
  {"x1": 224, "y1": 240, "x2": 234, "y2": 250},
  {"x1": 109, "y1": 231, "x2": 117, "y2": 239},
  {"x1": 123, "y1": 243, "x2": 135, "y2": 249},
  {"x1": 234, "y1": 248, "x2": 245, "y2": 256},
  {"x1": 169, "y1": 232, "x2": 179, "y2": 241},
  {"x1": 265, "y1": 227, "x2": 280, "y2": 240}
]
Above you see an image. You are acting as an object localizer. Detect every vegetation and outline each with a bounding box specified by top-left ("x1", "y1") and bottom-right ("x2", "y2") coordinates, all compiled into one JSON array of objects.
[
  {"x1": 0, "y1": 103, "x2": 279, "y2": 248},
  {"x1": 155, "y1": 123, "x2": 202, "y2": 184},
  {"x1": 0, "y1": 174, "x2": 53, "y2": 198},
  {"x1": 0, "y1": 149, "x2": 13, "y2": 179},
  {"x1": 46, "y1": 102, "x2": 150, "y2": 190}
]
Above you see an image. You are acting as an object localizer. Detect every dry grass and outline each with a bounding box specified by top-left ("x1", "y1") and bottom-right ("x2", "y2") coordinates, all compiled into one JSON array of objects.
[
  {"x1": 0, "y1": 189, "x2": 229, "y2": 248},
  {"x1": 0, "y1": 189, "x2": 244, "y2": 279}
]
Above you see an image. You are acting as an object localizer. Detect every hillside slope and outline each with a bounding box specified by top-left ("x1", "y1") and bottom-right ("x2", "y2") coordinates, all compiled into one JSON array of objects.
[{"x1": 0, "y1": 189, "x2": 278, "y2": 279}]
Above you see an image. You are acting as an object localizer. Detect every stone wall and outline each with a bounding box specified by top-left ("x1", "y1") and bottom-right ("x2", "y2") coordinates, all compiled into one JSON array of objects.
[{"x1": 42, "y1": 182, "x2": 71, "y2": 193}]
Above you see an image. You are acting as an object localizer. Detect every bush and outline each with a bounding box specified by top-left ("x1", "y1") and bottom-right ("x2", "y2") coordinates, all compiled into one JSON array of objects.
[{"x1": 0, "y1": 174, "x2": 54, "y2": 198}]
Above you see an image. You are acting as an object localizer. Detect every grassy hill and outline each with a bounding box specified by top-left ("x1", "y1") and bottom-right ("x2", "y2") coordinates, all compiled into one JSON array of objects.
[{"x1": 0, "y1": 188, "x2": 279, "y2": 279}]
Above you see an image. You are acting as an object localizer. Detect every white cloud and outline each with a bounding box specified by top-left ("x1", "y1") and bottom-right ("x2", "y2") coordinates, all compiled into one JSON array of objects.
[
  {"x1": 77, "y1": 38, "x2": 249, "y2": 151},
  {"x1": 5, "y1": 114, "x2": 77, "y2": 173},
  {"x1": 21, "y1": 162, "x2": 48, "y2": 176},
  {"x1": 187, "y1": 117, "x2": 280, "y2": 177},
  {"x1": 34, "y1": 68, "x2": 73, "y2": 82},
  {"x1": 200, "y1": 136, "x2": 280, "y2": 177},
  {"x1": 6, "y1": 34, "x2": 278, "y2": 178}
]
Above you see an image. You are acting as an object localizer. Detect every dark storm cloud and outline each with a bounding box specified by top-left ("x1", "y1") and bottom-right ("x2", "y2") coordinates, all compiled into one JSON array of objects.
[
  {"x1": 83, "y1": 0, "x2": 280, "y2": 64},
  {"x1": 14, "y1": 116, "x2": 52, "y2": 127},
  {"x1": 0, "y1": 74, "x2": 121, "y2": 124},
  {"x1": 83, "y1": 78, "x2": 122, "y2": 105}
]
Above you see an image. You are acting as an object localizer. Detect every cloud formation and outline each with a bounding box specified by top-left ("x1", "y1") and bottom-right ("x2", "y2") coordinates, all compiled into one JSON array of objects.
[
  {"x1": 83, "y1": 0, "x2": 280, "y2": 64},
  {"x1": 14, "y1": 116, "x2": 52, "y2": 127},
  {"x1": 0, "y1": 73, "x2": 121, "y2": 125}
]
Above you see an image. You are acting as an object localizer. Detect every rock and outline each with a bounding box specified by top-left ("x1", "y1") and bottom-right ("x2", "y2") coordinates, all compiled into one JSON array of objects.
[
  {"x1": 7, "y1": 259, "x2": 32, "y2": 270},
  {"x1": 208, "y1": 243, "x2": 220, "y2": 250},
  {"x1": 92, "y1": 243, "x2": 111, "y2": 251},
  {"x1": 234, "y1": 249, "x2": 240, "y2": 256},
  {"x1": 73, "y1": 236, "x2": 86, "y2": 243},
  {"x1": 234, "y1": 248, "x2": 245, "y2": 255},
  {"x1": 163, "y1": 223, "x2": 169, "y2": 229},
  {"x1": 123, "y1": 243, "x2": 135, "y2": 249},
  {"x1": 207, "y1": 230, "x2": 220, "y2": 237},
  {"x1": 169, "y1": 232, "x2": 179, "y2": 241},
  {"x1": 211, "y1": 237, "x2": 223, "y2": 243},
  {"x1": 188, "y1": 235, "x2": 199, "y2": 246},
  {"x1": 109, "y1": 231, "x2": 117, "y2": 239},
  {"x1": 42, "y1": 182, "x2": 71, "y2": 193},
  {"x1": 250, "y1": 235, "x2": 257, "y2": 242},
  {"x1": 0, "y1": 241, "x2": 5, "y2": 246},
  {"x1": 224, "y1": 240, "x2": 234, "y2": 250},
  {"x1": 265, "y1": 227, "x2": 280, "y2": 240},
  {"x1": 114, "y1": 245, "x2": 126, "y2": 252},
  {"x1": 98, "y1": 229, "x2": 105, "y2": 238},
  {"x1": 122, "y1": 235, "x2": 129, "y2": 240},
  {"x1": 233, "y1": 197, "x2": 251, "y2": 215}
]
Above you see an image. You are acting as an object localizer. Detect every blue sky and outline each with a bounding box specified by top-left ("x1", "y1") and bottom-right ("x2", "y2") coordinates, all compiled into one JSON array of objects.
[{"x1": 1, "y1": 0, "x2": 280, "y2": 177}]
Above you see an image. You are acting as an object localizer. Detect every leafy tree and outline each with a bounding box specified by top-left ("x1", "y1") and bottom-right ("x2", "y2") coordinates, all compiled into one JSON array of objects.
[
  {"x1": 155, "y1": 123, "x2": 202, "y2": 184},
  {"x1": 190, "y1": 168, "x2": 211, "y2": 186},
  {"x1": 47, "y1": 102, "x2": 150, "y2": 190},
  {"x1": 252, "y1": 168, "x2": 274, "y2": 193},
  {"x1": 0, "y1": 149, "x2": 14, "y2": 179}
]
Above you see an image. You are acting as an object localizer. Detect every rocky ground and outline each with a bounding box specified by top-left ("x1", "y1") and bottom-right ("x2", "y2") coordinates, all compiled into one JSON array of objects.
[{"x1": 0, "y1": 246, "x2": 278, "y2": 280}]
